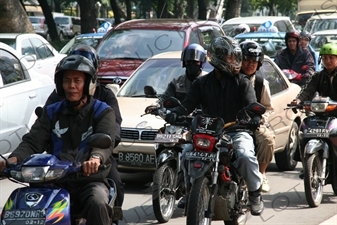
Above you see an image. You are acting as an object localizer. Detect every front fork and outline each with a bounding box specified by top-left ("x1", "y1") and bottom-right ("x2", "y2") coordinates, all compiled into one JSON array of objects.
[
  {"x1": 205, "y1": 151, "x2": 220, "y2": 218},
  {"x1": 304, "y1": 139, "x2": 329, "y2": 185}
]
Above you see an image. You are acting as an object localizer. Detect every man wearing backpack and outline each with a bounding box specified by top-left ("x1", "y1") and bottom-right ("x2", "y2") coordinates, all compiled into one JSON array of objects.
[{"x1": 239, "y1": 41, "x2": 275, "y2": 193}]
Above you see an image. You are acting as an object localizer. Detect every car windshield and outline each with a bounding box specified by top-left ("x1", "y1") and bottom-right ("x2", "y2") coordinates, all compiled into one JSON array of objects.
[
  {"x1": 305, "y1": 19, "x2": 337, "y2": 33},
  {"x1": 29, "y1": 17, "x2": 41, "y2": 24},
  {"x1": 0, "y1": 38, "x2": 16, "y2": 49},
  {"x1": 235, "y1": 36, "x2": 286, "y2": 58},
  {"x1": 118, "y1": 58, "x2": 213, "y2": 97},
  {"x1": 97, "y1": 29, "x2": 185, "y2": 60},
  {"x1": 60, "y1": 36, "x2": 103, "y2": 54},
  {"x1": 310, "y1": 34, "x2": 337, "y2": 52},
  {"x1": 222, "y1": 24, "x2": 261, "y2": 37},
  {"x1": 54, "y1": 17, "x2": 70, "y2": 25}
]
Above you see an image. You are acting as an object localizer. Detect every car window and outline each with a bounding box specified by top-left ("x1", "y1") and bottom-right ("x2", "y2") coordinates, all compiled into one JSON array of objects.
[
  {"x1": 310, "y1": 34, "x2": 337, "y2": 51},
  {"x1": 189, "y1": 29, "x2": 201, "y2": 45},
  {"x1": 199, "y1": 28, "x2": 216, "y2": 50},
  {"x1": 0, "y1": 49, "x2": 26, "y2": 85},
  {"x1": 213, "y1": 26, "x2": 224, "y2": 37},
  {"x1": 274, "y1": 21, "x2": 286, "y2": 32},
  {"x1": 303, "y1": 19, "x2": 315, "y2": 33},
  {"x1": 30, "y1": 38, "x2": 54, "y2": 59},
  {"x1": 21, "y1": 39, "x2": 35, "y2": 56},
  {"x1": 256, "y1": 60, "x2": 288, "y2": 95},
  {"x1": 0, "y1": 38, "x2": 16, "y2": 49},
  {"x1": 55, "y1": 17, "x2": 70, "y2": 25},
  {"x1": 98, "y1": 29, "x2": 185, "y2": 60}
]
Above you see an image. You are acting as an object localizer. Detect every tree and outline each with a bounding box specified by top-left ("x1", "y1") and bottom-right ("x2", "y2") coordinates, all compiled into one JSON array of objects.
[
  {"x1": 0, "y1": 0, "x2": 34, "y2": 33},
  {"x1": 77, "y1": 0, "x2": 97, "y2": 33},
  {"x1": 224, "y1": 0, "x2": 241, "y2": 20},
  {"x1": 38, "y1": 0, "x2": 59, "y2": 41},
  {"x1": 251, "y1": 0, "x2": 296, "y2": 16}
]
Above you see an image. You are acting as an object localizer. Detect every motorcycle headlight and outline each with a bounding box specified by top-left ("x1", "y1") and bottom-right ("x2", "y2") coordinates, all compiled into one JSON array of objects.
[
  {"x1": 21, "y1": 166, "x2": 50, "y2": 182},
  {"x1": 311, "y1": 103, "x2": 327, "y2": 112}
]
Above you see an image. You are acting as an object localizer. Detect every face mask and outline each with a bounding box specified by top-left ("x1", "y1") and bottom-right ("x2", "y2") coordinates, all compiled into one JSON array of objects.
[{"x1": 186, "y1": 62, "x2": 201, "y2": 81}]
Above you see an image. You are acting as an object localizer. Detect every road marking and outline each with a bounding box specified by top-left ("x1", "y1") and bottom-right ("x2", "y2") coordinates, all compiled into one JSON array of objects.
[{"x1": 319, "y1": 215, "x2": 337, "y2": 225}]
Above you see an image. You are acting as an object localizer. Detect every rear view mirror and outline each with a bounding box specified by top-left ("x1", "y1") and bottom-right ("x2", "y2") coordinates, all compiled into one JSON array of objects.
[
  {"x1": 244, "y1": 102, "x2": 266, "y2": 115},
  {"x1": 87, "y1": 133, "x2": 112, "y2": 149},
  {"x1": 163, "y1": 97, "x2": 181, "y2": 108}
]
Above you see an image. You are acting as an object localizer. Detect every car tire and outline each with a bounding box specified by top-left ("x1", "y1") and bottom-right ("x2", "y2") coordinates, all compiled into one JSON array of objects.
[
  {"x1": 59, "y1": 32, "x2": 64, "y2": 41},
  {"x1": 275, "y1": 122, "x2": 298, "y2": 171}
]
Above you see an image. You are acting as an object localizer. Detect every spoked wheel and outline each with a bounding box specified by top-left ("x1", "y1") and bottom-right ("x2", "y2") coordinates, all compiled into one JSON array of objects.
[
  {"x1": 304, "y1": 153, "x2": 323, "y2": 207},
  {"x1": 186, "y1": 177, "x2": 211, "y2": 225},
  {"x1": 152, "y1": 162, "x2": 175, "y2": 223}
]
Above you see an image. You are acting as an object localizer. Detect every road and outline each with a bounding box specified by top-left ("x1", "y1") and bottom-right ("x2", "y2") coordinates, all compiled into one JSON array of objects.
[{"x1": 1, "y1": 159, "x2": 336, "y2": 225}]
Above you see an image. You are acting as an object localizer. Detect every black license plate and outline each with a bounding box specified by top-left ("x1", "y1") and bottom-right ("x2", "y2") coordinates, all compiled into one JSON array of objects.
[
  {"x1": 3, "y1": 209, "x2": 45, "y2": 224},
  {"x1": 304, "y1": 128, "x2": 329, "y2": 138},
  {"x1": 185, "y1": 151, "x2": 217, "y2": 161},
  {"x1": 155, "y1": 134, "x2": 183, "y2": 143},
  {"x1": 118, "y1": 152, "x2": 156, "y2": 167}
]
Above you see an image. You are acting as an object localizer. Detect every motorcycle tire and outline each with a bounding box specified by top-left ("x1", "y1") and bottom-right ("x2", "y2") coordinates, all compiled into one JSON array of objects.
[
  {"x1": 152, "y1": 162, "x2": 175, "y2": 223},
  {"x1": 304, "y1": 153, "x2": 323, "y2": 207},
  {"x1": 186, "y1": 177, "x2": 212, "y2": 225}
]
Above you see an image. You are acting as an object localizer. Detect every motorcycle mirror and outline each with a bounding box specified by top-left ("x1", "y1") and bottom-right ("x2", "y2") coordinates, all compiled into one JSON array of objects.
[
  {"x1": 163, "y1": 97, "x2": 182, "y2": 108},
  {"x1": 244, "y1": 102, "x2": 266, "y2": 115},
  {"x1": 144, "y1": 85, "x2": 157, "y2": 97},
  {"x1": 86, "y1": 133, "x2": 112, "y2": 149},
  {"x1": 35, "y1": 106, "x2": 43, "y2": 118}
]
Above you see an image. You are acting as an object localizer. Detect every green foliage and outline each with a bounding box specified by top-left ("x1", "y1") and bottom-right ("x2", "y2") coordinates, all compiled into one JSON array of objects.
[{"x1": 251, "y1": 0, "x2": 296, "y2": 15}]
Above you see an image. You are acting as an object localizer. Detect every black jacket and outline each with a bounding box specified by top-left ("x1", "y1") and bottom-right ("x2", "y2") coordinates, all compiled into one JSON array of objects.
[
  {"x1": 297, "y1": 68, "x2": 337, "y2": 102},
  {"x1": 176, "y1": 70, "x2": 257, "y2": 123},
  {"x1": 46, "y1": 84, "x2": 122, "y2": 136}
]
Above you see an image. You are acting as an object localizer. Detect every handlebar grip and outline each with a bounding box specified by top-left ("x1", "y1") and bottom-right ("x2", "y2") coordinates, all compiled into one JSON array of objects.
[{"x1": 98, "y1": 164, "x2": 107, "y2": 170}]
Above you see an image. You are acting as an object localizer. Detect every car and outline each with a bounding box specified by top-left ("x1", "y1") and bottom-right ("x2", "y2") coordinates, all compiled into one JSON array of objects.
[
  {"x1": 310, "y1": 29, "x2": 337, "y2": 52},
  {"x1": 0, "y1": 33, "x2": 66, "y2": 79},
  {"x1": 113, "y1": 51, "x2": 302, "y2": 172},
  {"x1": 59, "y1": 33, "x2": 106, "y2": 54},
  {"x1": 303, "y1": 13, "x2": 337, "y2": 34},
  {"x1": 293, "y1": 10, "x2": 337, "y2": 31},
  {"x1": 96, "y1": 19, "x2": 225, "y2": 86},
  {"x1": 234, "y1": 30, "x2": 321, "y2": 71},
  {"x1": 28, "y1": 16, "x2": 65, "y2": 41},
  {"x1": 54, "y1": 16, "x2": 81, "y2": 38},
  {"x1": 221, "y1": 16, "x2": 296, "y2": 37},
  {"x1": 0, "y1": 42, "x2": 55, "y2": 157}
]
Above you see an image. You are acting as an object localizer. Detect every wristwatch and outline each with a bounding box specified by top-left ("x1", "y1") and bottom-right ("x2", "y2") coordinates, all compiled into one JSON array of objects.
[{"x1": 90, "y1": 154, "x2": 102, "y2": 162}]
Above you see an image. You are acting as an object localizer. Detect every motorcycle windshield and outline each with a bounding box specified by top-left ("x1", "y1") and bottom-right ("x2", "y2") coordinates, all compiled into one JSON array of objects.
[{"x1": 191, "y1": 115, "x2": 224, "y2": 136}]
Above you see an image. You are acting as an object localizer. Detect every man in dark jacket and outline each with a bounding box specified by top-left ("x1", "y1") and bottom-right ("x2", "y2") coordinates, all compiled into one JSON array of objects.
[
  {"x1": 0, "y1": 55, "x2": 115, "y2": 225},
  {"x1": 274, "y1": 31, "x2": 315, "y2": 86},
  {"x1": 167, "y1": 36, "x2": 264, "y2": 216}
]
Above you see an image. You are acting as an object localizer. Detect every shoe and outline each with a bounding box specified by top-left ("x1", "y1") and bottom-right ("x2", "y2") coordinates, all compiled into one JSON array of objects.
[
  {"x1": 177, "y1": 196, "x2": 186, "y2": 209},
  {"x1": 299, "y1": 170, "x2": 304, "y2": 179},
  {"x1": 261, "y1": 177, "x2": 270, "y2": 193},
  {"x1": 249, "y1": 191, "x2": 264, "y2": 216}
]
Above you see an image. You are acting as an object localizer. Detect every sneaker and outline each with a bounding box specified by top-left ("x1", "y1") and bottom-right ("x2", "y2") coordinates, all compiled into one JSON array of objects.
[
  {"x1": 177, "y1": 196, "x2": 186, "y2": 209},
  {"x1": 261, "y1": 177, "x2": 270, "y2": 193},
  {"x1": 249, "y1": 195, "x2": 264, "y2": 216}
]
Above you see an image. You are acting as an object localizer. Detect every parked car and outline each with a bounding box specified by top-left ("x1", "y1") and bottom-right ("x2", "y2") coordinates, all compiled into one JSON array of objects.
[
  {"x1": 222, "y1": 16, "x2": 296, "y2": 37},
  {"x1": 303, "y1": 13, "x2": 337, "y2": 34},
  {"x1": 113, "y1": 51, "x2": 302, "y2": 172},
  {"x1": 96, "y1": 19, "x2": 225, "y2": 85},
  {"x1": 54, "y1": 16, "x2": 81, "y2": 38},
  {"x1": 310, "y1": 29, "x2": 337, "y2": 52},
  {"x1": 293, "y1": 9, "x2": 337, "y2": 31},
  {"x1": 0, "y1": 42, "x2": 55, "y2": 157},
  {"x1": 28, "y1": 16, "x2": 65, "y2": 41},
  {"x1": 59, "y1": 33, "x2": 105, "y2": 54},
  {"x1": 0, "y1": 33, "x2": 66, "y2": 79}
]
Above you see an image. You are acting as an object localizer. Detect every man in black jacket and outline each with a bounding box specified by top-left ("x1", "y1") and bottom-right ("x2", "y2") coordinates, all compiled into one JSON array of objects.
[
  {"x1": 167, "y1": 36, "x2": 264, "y2": 215},
  {"x1": 0, "y1": 55, "x2": 115, "y2": 225}
]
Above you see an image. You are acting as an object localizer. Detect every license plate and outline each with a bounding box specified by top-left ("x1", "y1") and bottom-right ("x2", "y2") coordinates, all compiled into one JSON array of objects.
[
  {"x1": 3, "y1": 209, "x2": 45, "y2": 224},
  {"x1": 304, "y1": 128, "x2": 329, "y2": 138},
  {"x1": 185, "y1": 151, "x2": 217, "y2": 161},
  {"x1": 118, "y1": 152, "x2": 155, "y2": 167},
  {"x1": 155, "y1": 134, "x2": 183, "y2": 143}
]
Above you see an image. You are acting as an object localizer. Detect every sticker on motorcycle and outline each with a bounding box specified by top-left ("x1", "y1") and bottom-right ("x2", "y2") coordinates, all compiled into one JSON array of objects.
[
  {"x1": 154, "y1": 134, "x2": 183, "y2": 143},
  {"x1": 304, "y1": 128, "x2": 329, "y2": 138}
]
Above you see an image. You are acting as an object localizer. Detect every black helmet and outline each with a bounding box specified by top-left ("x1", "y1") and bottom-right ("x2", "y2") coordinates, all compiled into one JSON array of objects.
[
  {"x1": 208, "y1": 36, "x2": 242, "y2": 74},
  {"x1": 285, "y1": 31, "x2": 300, "y2": 47},
  {"x1": 54, "y1": 55, "x2": 96, "y2": 97},
  {"x1": 181, "y1": 43, "x2": 207, "y2": 68},
  {"x1": 300, "y1": 31, "x2": 312, "y2": 41},
  {"x1": 239, "y1": 41, "x2": 264, "y2": 70}
]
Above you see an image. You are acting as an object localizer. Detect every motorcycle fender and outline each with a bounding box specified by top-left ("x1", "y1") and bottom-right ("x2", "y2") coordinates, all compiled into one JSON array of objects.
[
  {"x1": 304, "y1": 139, "x2": 329, "y2": 158},
  {"x1": 188, "y1": 160, "x2": 214, "y2": 179},
  {"x1": 1, "y1": 187, "x2": 71, "y2": 224},
  {"x1": 157, "y1": 149, "x2": 177, "y2": 165}
]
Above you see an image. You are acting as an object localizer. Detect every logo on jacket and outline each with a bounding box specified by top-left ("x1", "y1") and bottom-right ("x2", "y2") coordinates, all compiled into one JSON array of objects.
[
  {"x1": 81, "y1": 126, "x2": 93, "y2": 141},
  {"x1": 52, "y1": 121, "x2": 69, "y2": 138}
]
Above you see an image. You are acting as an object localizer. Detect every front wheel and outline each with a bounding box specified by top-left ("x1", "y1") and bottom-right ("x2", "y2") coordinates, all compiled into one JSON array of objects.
[
  {"x1": 152, "y1": 162, "x2": 175, "y2": 223},
  {"x1": 304, "y1": 153, "x2": 323, "y2": 207},
  {"x1": 186, "y1": 177, "x2": 211, "y2": 225}
]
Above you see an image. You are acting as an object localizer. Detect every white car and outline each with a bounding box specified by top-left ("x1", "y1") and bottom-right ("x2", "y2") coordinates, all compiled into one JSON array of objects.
[
  {"x1": 114, "y1": 51, "x2": 302, "y2": 172},
  {"x1": 0, "y1": 43, "x2": 55, "y2": 157},
  {"x1": 0, "y1": 33, "x2": 66, "y2": 79}
]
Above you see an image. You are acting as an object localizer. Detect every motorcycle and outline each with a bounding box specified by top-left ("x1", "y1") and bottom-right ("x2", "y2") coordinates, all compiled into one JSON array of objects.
[
  {"x1": 143, "y1": 86, "x2": 193, "y2": 223},
  {"x1": 0, "y1": 133, "x2": 118, "y2": 225},
  {"x1": 184, "y1": 102, "x2": 266, "y2": 225},
  {"x1": 287, "y1": 95, "x2": 337, "y2": 207}
]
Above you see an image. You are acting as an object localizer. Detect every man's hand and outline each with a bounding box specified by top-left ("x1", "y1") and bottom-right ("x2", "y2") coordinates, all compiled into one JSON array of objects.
[
  {"x1": 290, "y1": 99, "x2": 301, "y2": 106},
  {"x1": 293, "y1": 73, "x2": 303, "y2": 81},
  {"x1": 247, "y1": 116, "x2": 261, "y2": 131},
  {"x1": 0, "y1": 157, "x2": 18, "y2": 173},
  {"x1": 82, "y1": 157, "x2": 100, "y2": 176}
]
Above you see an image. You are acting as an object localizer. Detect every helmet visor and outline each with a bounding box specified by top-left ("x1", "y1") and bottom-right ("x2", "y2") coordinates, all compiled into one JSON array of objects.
[
  {"x1": 225, "y1": 47, "x2": 242, "y2": 68},
  {"x1": 183, "y1": 48, "x2": 206, "y2": 62},
  {"x1": 69, "y1": 50, "x2": 96, "y2": 64},
  {"x1": 243, "y1": 55, "x2": 261, "y2": 62}
]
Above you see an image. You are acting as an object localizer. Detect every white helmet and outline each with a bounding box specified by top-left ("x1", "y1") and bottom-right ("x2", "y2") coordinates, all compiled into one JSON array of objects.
[{"x1": 234, "y1": 23, "x2": 250, "y2": 35}]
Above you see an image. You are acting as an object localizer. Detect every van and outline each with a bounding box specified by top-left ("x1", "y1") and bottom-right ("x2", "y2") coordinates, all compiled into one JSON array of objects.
[
  {"x1": 303, "y1": 13, "x2": 337, "y2": 34},
  {"x1": 294, "y1": 10, "x2": 337, "y2": 30},
  {"x1": 54, "y1": 16, "x2": 81, "y2": 38}
]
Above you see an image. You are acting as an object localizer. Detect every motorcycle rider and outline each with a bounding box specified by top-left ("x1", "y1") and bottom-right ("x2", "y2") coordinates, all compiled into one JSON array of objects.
[
  {"x1": 291, "y1": 42, "x2": 337, "y2": 177},
  {"x1": 274, "y1": 31, "x2": 315, "y2": 86},
  {"x1": 239, "y1": 41, "x2": 275, "y2": 193},
  {"x1": 145, "y1": 43, "x2": 207, "y2": 209},
  {"x1": 0, "y1": 55, "x2": 115, "y2": 225},
  {"x1": 165, "y1": 36, "x2": 264, "y2": 216},
  {"x1": 300, "y1": 31, "x2": 316, "y2": 65},
  {"x1": 44, "y1": 44, "x2": 124, "y2": 224}
]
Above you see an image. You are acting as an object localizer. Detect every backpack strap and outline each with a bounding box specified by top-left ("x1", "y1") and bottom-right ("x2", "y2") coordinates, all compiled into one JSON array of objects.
[{"x1": 254, "y1": 75, "x2": 264, "y2": 103}]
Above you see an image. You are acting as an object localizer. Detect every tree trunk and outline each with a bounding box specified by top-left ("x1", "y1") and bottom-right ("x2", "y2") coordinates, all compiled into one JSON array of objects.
[
  {"x1": 173, "y1": 0, "x2": 184, "y2": 18},
  {"x1": 0, "y1": 0, "x2": 34, "y2": 33},
  {"x1": 224, "y1": 0, "x2": 241, "y2": 20},
  {"x1": 268, "y1": 0, "x2": 275, "y2": 16},
  {"x1": 110, "y1": 0, "x2": 126, "y2": 25},
  {"x1": 125, "y1": 0, "x2": 132, "y2": 20},
  {"x1": 157, "y1": 0, "x2": 169, "y2": 18},
  {"x1": 186, "y1": 0, "x2": 194, "y2": 18},
  {"x1": 37, "y1": 0, "x2": 59, "y2": 41},
  {"x1": 53, "y1": 0, "x2": 62, "y2": 12},
  {"x1": 198, "y1": 0, "x2": 207, "y2": 20},
  {"x1": 77, "y1": 0, "x2": 97, "y2": 33}
]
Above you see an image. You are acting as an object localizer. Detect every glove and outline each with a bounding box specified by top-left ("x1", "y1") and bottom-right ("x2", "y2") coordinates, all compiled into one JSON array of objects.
[
  {"x1": 293, "y1": 73, "x2": 303, "y2": 81},
  {"x1": 301, "y1": 65, "x2": 309, "y2": 71},
  {"x1": 145, "y1": 105, "x2": 159, "y2": 114},
  {"x1": 165, "y1": 113, "x2": 177, "y2": 124},
  {"x1": 247, "y1": 116, "x2": 261, "y2": 131}
]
